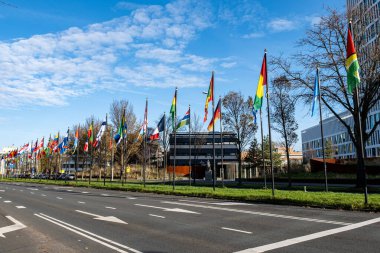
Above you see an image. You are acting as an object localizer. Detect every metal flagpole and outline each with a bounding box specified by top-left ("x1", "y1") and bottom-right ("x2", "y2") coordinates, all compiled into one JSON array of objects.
[
  {"x1": 264, "y1": 50, "x2": 275, "y2": 197},
  {"x1": 317, "y1": 68, "x2": 328, "y2": 192},
  {"x1": 259, "y1": 109, "x2": 267, "y2": 188},
  {"x1": 212, "y1": 71, "x2": 216, "y2": 191},
  {"x1": 76, "y1": 125, "x2": 80, "y2": 184},
  {"x1": 173, "y1": 88, "x2": 177, "y2": 190},
  {"x1": 349, "y1": 21, "x2": 368, "y2": 204},
  {"x1": 143, "y1": 98, "x2": 147, "y2": 187},
  {"x1": 89, "y1": 121, "x2": 93, "y2": 185},
  {"x1": 110, "y1": 128, "x2": 114, "y2": 182},
  {"x1": 104, "y1": 114, "x2": 108, "y2": 186},
  {"x1": 189, "y1": 105, "x2": 192, "y2": 186},
  {"x1": 121, "y1": 108, "x2": 125, "y2": 186},
  {"x1": 163, "y1": 112, "x2": 167, "y2": 184},
  {"x1": 219, "y1": 96, "x2": 224, "y2": 187}
]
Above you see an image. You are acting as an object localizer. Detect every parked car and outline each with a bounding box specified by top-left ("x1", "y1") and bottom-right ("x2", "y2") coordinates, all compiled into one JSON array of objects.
[
  {"x1": 58, "y1": 173, "x2": 67, "y2": 180},
  {"x1": 66, "y1": 174, "x2": 75, "y2": 180}
]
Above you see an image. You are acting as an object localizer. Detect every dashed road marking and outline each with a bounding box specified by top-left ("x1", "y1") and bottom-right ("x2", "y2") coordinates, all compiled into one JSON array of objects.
[
  {"x1": 30, "y1": 192, "x2": 35, "y2": 194},
  {"x1": 78, "y1": 201, "x2": 86, "y2": 204},
  {"x1": 222, "y1": 227, "x2": 252, "y2": 234},
  {"x1": 105, "y1": 207, "x2": 116, "y2": 210},
  {"x1": 56, "y1": 197, "x2": 63, "y2": 200},
  {"x1": 16, "y1": 206, "x2": 26, "y2": 209},
  {"x1": 149, "y1": 214, "x2": 165, "y2": 219},
  {"x1": 127, "y1": 197, "x2": 136, "y2": 200},
  {"x1": 82, "y1": 192, "x2": 89, "y2": 194},
  {"x1": 4, "y1": 200, "x2": 12, "y2": 203},
  {"x1": 162, "y1": 201, "x2": 351, "y2": 226},
  {"x1": 41, "y1": 194, "x2": 47, "y2": 197},
  {"x1": 101, "y1": 194, "x2": 110, "y2": 196},
  {"x1": 0, "y1": 190, "x2": 4, "y2": 192},
  {"x1": 234, "y1": 217, "x2": 380, "y2": 253}
]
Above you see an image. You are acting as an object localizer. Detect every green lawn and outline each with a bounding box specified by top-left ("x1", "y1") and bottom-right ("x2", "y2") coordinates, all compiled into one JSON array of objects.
[{"x1": 2, "y1": 178, "x2": 379, "y2": 212}]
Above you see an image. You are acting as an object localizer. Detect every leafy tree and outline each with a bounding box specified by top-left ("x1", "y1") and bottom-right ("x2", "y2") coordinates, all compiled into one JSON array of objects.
[
  {"x1": 271, "y1": 9, "x2": 380, "y2": 186},
  {"x1": 271, "y1": 76, "x2": 298, "y2": 186},
  {"x1": 222, "y1": 91, "x2": 257, "y2": 184}
]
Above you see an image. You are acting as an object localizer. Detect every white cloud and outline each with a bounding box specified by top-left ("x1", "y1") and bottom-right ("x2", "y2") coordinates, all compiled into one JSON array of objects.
[
  {"x1": 268, "y1": 18, "x2": 298, "y2": 32},
  {"x1": 241, "y1": 32, "x2": 265, "y2": 39},
  {"x1": 0, "y1": 0, "x2": 231, "y2": 109}
]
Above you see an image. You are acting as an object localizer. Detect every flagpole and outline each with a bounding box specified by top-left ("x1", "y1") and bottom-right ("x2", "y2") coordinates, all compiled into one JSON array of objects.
[
  {"x1": 89, "y1": 121, "x2": 93, "y2": 185},
  {"x1": 104, "y1": 114, "x2": 108, "y2": 186},
  {"x1": 219, "y1": 96, "x2": 224, "y2": 187},
  {"x1": 110, "y1": 128, "x2": 114, "y2": 182},
  {"x1": 317, "y1": 68, "x2": 328, "y2": 192},
  {"x1": 189, "y1": 105, "x2": 192, "y2": 186},
  {"x1": 259, "y1": 109, "x2": 267, "y2": 188},
  {"x1": 212, "y1": 71, "x2": 216, "y2": 191},
  {"x1": 143, "y1": 98, "x2": 147, "y2": 188},
  {"x1": 76, "y1": 125, "x2": 79, "y2": 184},
  {"x1": 173, "y1": 88, "x2": 177, "y2": 190},
  {"x1": 264, "y1": 50, "x2": 275, "y2": 197},
  {"x1": 349, "y1": 21, "x2": 367, "y2": 204},
  {"x1": 163, "y1": 112, "x2": 167, "y2": 184},
  {"x1": 121, "y1": 108, "x2": 125, "y2": 186}
]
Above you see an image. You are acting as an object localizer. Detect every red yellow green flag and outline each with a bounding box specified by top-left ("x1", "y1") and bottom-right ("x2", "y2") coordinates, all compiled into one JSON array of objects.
[
  {"x1": 253, "y1": 52, "x2": 267, "y2": 110},
  {"x1": 346, "y1": 22, "x2": 360, "y2": 94},
  {"x1": 204, "y1": 71, "x2": 214, "y2": 122},
  {"x1": 170, "y1": 88, "x2": 177, "y2": 129},
  {"x1": 207, "y1": 98, "x2": 221, "y2": 131}
]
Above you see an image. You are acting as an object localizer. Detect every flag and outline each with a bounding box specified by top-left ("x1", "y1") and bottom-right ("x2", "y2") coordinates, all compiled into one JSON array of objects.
[
  {"x1": 58, "y1": 130, "x2": 69, "y2": 154},
  {"x1": 346, "y1": 22, "x2": 360, "y2": 94},
  {"x1": 149, "y1": 127, "x2": 160, "y2": 141},
  {"x1": 142, "y1": 99, "x2": 148, "y2": 135},
  {"x1": 252, "y1": 109, "x2": 257, "y2": 124},
  {"x1": 311, "y1": 68, "x2": 320, "y2": 117},
  {"x1": 18, "y1": 143, "x2": 29, "y2": 154},
  {"x1": 88, "y1": 123, "x2": 94, "y2": 144},
  {"x1": 157, "y1": 115, "x2": 165, "y2": 132},
  {"x1": 34, "y1": 138, "x2": 44, "y2": 153},
  {"x1": 93, "y1": 121, "x2": 107, "y2": 148},
  {"x1": 176, "y1": 108, "x2": 190, "y2": 130},
  {"x1": 253, "y1": 53, "x2": 267, "y2": 110},
  {"x1": 84, "y1": 141, "x2": 89, "y2": 152},
  {"x1": 204, "y1": 72, "x2": 214, "y2": 122},
  {"x1": 170, "y1": 89, "x2": 177, "y2": 129},
  {"x1": 114, "y1": 109, "x2": 126, "y2": 145},
  {"x1": 207, "y1": 98, "x2": 221, "y2": 131},
  {"x1": 73, "y1": 127, "x2": 79, "y2": 152},
  {"x1": 150, "y1": 114, "x2": 166, "y2": 141}
]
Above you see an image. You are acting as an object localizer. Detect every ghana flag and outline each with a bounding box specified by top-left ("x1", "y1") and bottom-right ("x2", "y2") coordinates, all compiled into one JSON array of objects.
[
  {"x1": 253, "y1": 52, "x2": 267, "y2": 110},
  {"x1": 346, "y1": 22, "x2": 360, "y2": 94}
]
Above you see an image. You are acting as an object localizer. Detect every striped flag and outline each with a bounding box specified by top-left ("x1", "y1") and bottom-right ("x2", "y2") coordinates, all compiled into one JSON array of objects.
[
  {"x1": 346, "y1": 22, "x2": 360, "y2": 94},
  {"x1": 204, "y1": 72, "x2": 214, "y2": 122},
  {"x1": 207, "y1": 98, "x2": 221, "y2": 131},
  {"x1": 253, "y1": 53, "x2": 267, "y2": 110},
  {"x1": 176, "y1": 108, "x2": 190, "y2": 130},
  {"x1": 170, "y1": 88, "x2": 177, "y2": 129}
]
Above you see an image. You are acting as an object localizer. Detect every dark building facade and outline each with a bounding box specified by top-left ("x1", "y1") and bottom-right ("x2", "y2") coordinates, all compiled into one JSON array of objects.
[{"x1": 168, "y1": 132, "x2": 239, "y2": 179}]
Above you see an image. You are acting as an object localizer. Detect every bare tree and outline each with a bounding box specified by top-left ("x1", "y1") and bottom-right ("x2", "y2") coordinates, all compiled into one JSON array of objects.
[
  {"x1": 222, "y1": 91, "x2": 257, "y2": 184},
  {"x1": 271, "y1": 76, "x2": 298, "y2": 187},
  {"x1": 271, "y1": 9, "x2": 380, "y2": 186}
]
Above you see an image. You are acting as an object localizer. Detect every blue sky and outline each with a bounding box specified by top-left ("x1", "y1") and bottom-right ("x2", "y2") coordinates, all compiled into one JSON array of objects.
[{"x1": 0, "y1": 0, "x2": 345, "y2": 151}]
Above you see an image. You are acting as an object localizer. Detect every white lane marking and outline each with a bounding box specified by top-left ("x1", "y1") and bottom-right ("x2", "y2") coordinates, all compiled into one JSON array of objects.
[
  {"x1": 222, "y1": 227, "x2": 252, "y2": 234},
  {"x1": 162, "y1": 201, "x2": 351, "y2": 226},
  {"x1": 30, "y1": 192, "x2": 35, "y2": 194},
  {"x1": 4, "y1": 200, "x2": 12, "y2": 203},
  {"x1": 105, "y1": 207, "x2": 116, "y2": 210},
  {"x1": 82, "y1": 192, "x2": 89, "y2": 194},
  {"x1": 0, "y1": 216, "x2": 27, "y2": 238},
  {"x1": 127, "y1": 197, "x2": 136, "y2": 200},
  {"x1": 0, "y1": 190, "x2": 4, "y2": 192},
  {"x1": 27, "y1": 188, "x2": 38, "y2": 191},
  {"x1": 78, "y1": 201, "x2": 86, "y2": 204},
  {"x1": 179, "y1": 199, "x2": 253, "y2": 206},
  {"x1": 101, "y1": 194, "x2": 110, "y2": 196},
  {"x1": 0, "y1": 197, "x2": 2, "y2": 199},
  {"x1": 19, "y1": 190, "x2": 23, "y2": 192},
  {"x1": 56, "y1": 197, "x2": 63, "y2": 200},
  {"x1": 35, "y1": 213, "x2": 140, "y2": 253},
  {"x1": 75, "y1": 210, "x2": 127, "y2": 224},
  {"x1": 149, "y1": 214, "x2": 166, "y2": 219},
  {"x1": 235, "y1": 217, "x2": 380, "y2": 253},
  {"x1": 41, "y1": 194, "x2": 47, "y2": 197},
  {"x1": 16, "y1": 206, "x2": 26, "y2": 209},
  {"x1": 135, "y1": 204, "x2": 200, "y2": 214},
  {"x1": 67, "y1": 190, "x2": 73, "y2": 192}
]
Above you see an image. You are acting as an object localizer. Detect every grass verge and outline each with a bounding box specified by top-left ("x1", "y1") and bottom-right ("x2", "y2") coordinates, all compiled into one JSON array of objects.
[{"x1": 1, "y1": 178, "x2": 379, "y2": 212}]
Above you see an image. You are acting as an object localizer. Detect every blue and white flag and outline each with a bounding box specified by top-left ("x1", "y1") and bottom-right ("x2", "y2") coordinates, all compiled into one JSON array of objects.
[{"x1": 311, "y1": 69, "x2": 320, "y2": 117}]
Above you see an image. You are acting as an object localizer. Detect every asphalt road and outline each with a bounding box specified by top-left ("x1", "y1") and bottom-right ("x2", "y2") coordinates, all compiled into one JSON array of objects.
[{"x1": 0, "y1": 181, "x2": 379, "y2": 253}]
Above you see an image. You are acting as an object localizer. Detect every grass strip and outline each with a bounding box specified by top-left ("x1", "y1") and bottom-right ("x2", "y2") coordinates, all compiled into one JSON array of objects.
[{"x1": 1, "y1": 178, "x2": 379, "y2": 212}]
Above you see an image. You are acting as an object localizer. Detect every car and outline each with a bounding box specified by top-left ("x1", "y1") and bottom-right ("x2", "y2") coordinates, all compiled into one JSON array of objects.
[
  {"x1": 58, "y1": 173, "x2": 67, "y2": 180},
  {"x1": 66, "y1": 174, "x2": 75, "y2": 180}
]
